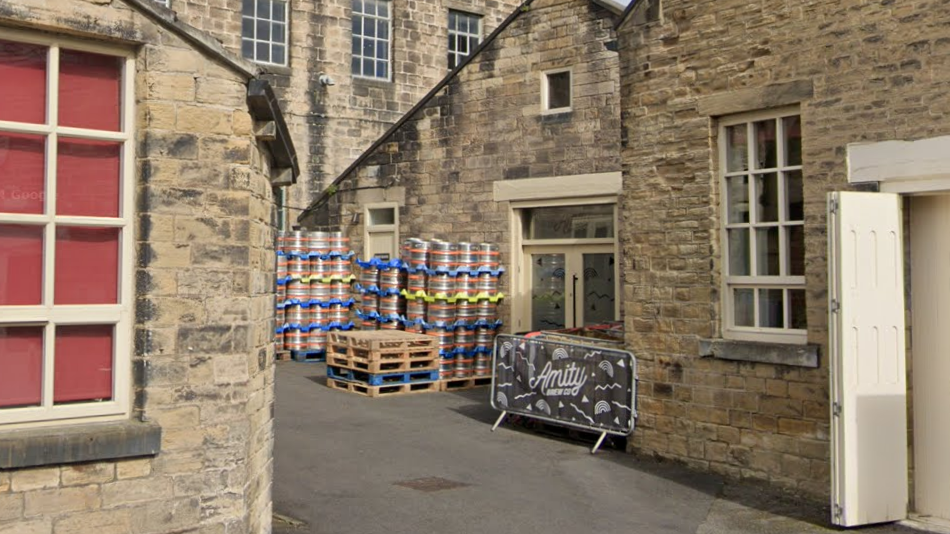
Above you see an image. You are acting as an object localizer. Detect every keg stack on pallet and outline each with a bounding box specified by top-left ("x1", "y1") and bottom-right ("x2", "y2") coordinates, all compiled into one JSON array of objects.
[
  {"x1": 325, "y1": 331, "x2": 440, "y2": 397},
  {"x1": 354, "y1": 238, "x2": 504, "y2": 391},
  {"x1": 275, "y1": 231, "x2": 356, "y2": 362}
]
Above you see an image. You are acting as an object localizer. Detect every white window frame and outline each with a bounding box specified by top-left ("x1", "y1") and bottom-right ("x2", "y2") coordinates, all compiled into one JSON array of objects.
[
  {"x1": 363, "y1": 202, "x2": 399, "y2": 260},
  {"x1": 153, "y1": 0, "x2": 171, "y2": 7},
  {"x1": 447, "y1": 10, "x2": 482, "y2": 70},
  {"x1": 352, "y1": 0, "x2": 392, "y2": 81},
  {"x1": 241, "y1": 0, "x2": 290, "y2": 67},
  {"x1": 718, "y1": 107, "x2": 805, "y2": 344},
  {"x1": 541, "y1": 68, "x2": 572, "y2": 114},
  {"x1": 0, "y1": 29, "x2": 135, "y2": 429}
]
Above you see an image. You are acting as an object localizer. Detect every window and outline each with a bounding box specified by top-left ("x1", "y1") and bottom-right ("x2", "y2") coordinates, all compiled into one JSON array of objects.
[
  {"x1": 363, "y1": 204, "x2": 398, "y2": 260},
  {"x1": 542, "y1": 69, "x2": 571, "y2": 113},
  {"x1": 0, "y1": 32, "x2": 134, "y2": 427},
  {"x1": 242, "y1": 0, "x2": 289, "y2": 66},
  {"x1": 448, "y1": 10, "x2": 481, "y2": 70},
  {"x1": 719, "y1": 109, "x2": 805, "y2": 343},
  {"x1": 352, "y1": 0, "x2": 391, "y2": 80},
  {"x1": 153, "y1": 0, "x2": 170, "y2": 7}
]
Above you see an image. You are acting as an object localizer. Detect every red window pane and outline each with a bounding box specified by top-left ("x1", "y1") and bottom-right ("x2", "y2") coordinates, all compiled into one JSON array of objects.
[
  {"x1": 0, "y1": 40, "x2": 47, "y2": 124},
  {"x1": 0, "y1": 132, "x2": 46, "y2": 214},
  {"x1": 59, "y1": 49, "x2": 121, "y2": 131},
  {"x1": 0, "y1": 225, "x2": 44, "y2": 305},
  {"x1": 0, "y1": 326, "x2": 43, "y2": 408},
  {"x1": 54, "y1": 324, "x2": 113, "y2": 404},
  {"x1": 54, "y1": 227, "x2": 119, "y2": 304},
  {"x1": 56, "y1": 138, "x2": 120, "y2": 217}
]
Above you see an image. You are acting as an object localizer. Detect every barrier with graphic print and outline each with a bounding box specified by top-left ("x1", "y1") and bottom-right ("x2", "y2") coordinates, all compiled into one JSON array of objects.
[{"x1": 490, "y1": 334, "x2": 637, "y2": 440}]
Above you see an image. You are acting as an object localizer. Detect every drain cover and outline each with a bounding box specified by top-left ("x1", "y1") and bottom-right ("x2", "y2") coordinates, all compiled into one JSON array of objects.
[{"x1": 393, "y1": 477, "x2": 471, "y2": 492}]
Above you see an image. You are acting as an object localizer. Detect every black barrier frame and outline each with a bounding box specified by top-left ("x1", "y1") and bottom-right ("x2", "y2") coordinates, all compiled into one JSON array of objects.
[{"x1": 489, "y1": 334, "x2": 638, "y2": 453}]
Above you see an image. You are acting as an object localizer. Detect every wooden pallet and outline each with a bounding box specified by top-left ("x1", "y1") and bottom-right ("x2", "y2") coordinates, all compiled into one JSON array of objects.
[
  {"x1": 326, "y1": 377, "x2": 439, "y2": 397},
  {"x1": 326, "y1": 352, "x2": 438, "y2": 374},
  {"x1": 328, "y1": 330, "x2": 437, "y2": 352},
  {"x1": 291, "y1": 350, "x2": 326, "y2": 363},
  {"x1": 439, "y1": 376, "x2": 493, "y2": 391},
  {"x1": 327, "y1": 366, "x2": 440, "y2": 386},
  {"x1": 275, "y1": 350, "x2": 292, "y2": 362}
]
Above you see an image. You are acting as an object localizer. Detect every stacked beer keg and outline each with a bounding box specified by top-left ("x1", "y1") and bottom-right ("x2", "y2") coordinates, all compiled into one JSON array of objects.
[
  {"x1": 353, "y1": 237, "x2": 504, "y2": 380},
  {"x1": 276, "y1": 231, "x2": 355, "y2": 359}
]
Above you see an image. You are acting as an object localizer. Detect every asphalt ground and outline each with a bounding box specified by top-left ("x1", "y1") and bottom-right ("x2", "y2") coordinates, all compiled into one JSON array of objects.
[{"x1": 272, "y1": 361, "x2": 938, "y2": 534}]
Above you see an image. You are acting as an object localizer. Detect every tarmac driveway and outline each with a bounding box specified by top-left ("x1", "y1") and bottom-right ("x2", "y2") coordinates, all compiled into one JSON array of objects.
[{"x1": 272, "y1": 361, "x2": 936, "y2": 534}]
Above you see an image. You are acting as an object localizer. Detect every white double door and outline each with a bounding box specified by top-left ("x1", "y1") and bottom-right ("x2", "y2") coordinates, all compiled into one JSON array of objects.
[{"x1": 524, "y1": 245, "x2": 616, "y2": 332}]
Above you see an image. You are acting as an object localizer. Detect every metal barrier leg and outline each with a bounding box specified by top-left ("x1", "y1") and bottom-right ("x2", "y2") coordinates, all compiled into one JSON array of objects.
[
  {"x1": 591, "y1": 431, "x2": 608, "y2": 454},
  {"x1": 491, "y1": 411, "x2": 507, "y2": 432}
]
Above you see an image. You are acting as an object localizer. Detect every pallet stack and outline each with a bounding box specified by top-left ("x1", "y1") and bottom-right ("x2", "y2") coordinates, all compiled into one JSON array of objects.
[{"x1": 325, "y1": 331, "x2": 440, "y2": 397}]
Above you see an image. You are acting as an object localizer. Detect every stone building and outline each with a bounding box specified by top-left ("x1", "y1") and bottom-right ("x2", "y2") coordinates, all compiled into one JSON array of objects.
[
  {"x1": 0, "y1": 0, "x2": 295, "y2": 532},
  {"x1": 617, "y1": 0, "x2": 950, "y2": 527},
  {"x1": 159, "y1": 0, "x2": 522, "y2": 226},
  {"x1": 299, "y1": 0, "x2": 625, "y2": 334}
]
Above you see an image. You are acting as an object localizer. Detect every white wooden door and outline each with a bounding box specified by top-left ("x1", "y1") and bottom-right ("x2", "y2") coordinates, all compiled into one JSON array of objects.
[
  {"x1": 829, "y1": 191, "x2": 908, "y2": 527},
  {"x1": 910, "y1": 195, "x2": 950, "y2": 521}
]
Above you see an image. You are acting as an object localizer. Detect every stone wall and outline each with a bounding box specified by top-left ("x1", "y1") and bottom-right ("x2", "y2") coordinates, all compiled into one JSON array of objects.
[
  {"x1": 317, "y1": 0, "x2": 621, "y2": 328},
  {"x1": 617, "y1": 0, "x2": 950, "y2": 496},
  {"x1": 0, "y1": 1, "x2": 278, "y2": 532},
  {"x1": 166, "y1": 0, "x2": 522, "y2": 217}
]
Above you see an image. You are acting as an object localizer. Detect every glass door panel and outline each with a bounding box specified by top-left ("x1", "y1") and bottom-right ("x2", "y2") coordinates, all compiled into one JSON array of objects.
[
  {"x1": 580, "y1": 252, "x2": 615, "y2": 326},
  {"x1": 530, "y1": 253, "x2": 566, "y2": 331}
]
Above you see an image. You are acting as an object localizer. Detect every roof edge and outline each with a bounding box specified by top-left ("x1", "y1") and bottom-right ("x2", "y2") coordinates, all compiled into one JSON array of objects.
[
  {"x1": 616, "y1": 0, "x2": 648, "y2": 30},
  {"x1": 591, "y1": 0, "x2": 626, "y2": 16},
  {"x1": 120, "y1": 0, "x2": 263, "y2": 80},
  {"x1": 298, "y1": 0, "x2": 537, "y2": 222}
]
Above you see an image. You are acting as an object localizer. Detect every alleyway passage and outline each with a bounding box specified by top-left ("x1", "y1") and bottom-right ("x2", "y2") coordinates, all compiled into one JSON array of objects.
[{"x1": 272, "y1": 362, "x2": 936, "y2": 534}]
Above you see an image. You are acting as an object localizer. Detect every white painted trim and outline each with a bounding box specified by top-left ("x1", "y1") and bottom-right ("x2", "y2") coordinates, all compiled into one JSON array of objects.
[
  {"x1": 493, "y1": 172, "x2": 622, "y2": 202},
  {"x1": 363, "y1": 202, "x2": 399, "y2": 260},
  {"x1": 541, "y1": 67, "x2": 573, "y2": 115},
  {"x1": 849, "y1": 136, "x2": 950, "y2": 193}
]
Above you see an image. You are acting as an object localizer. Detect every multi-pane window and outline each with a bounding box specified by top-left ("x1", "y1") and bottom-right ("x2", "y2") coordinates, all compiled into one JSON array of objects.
[
  {"x1": 352, "y1": 0, "x2": 391, "y2": 80},
  {"x1": 542, "y1": 69, "x2": 572, "y2": 113},
  {"x1": 0, "y1": 31, "x2": 134, "y2": 427},
  {"x1": 720, "y1": 109, "x2": 805, "y2": 343},
  {"x1": 448, "y1": 10, "x2": 481, "y2": 70},
  {"x1": 242, "y1": 0, "x2": 288, "y2": 66}
]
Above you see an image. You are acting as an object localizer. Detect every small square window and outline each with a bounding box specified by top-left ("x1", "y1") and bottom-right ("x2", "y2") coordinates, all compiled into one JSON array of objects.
[
  {"x1": 543, "y1": 70, "x2": 571, "y2": 113},
  {"x1": 448, "y1": 10, "x2": 481, "y2": 70},
  {"x1": 241, "y1": 0, "x2": 290, "y2": 67}
]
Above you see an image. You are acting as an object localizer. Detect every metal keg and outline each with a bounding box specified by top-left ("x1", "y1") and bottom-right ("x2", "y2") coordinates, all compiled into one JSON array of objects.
[
  {"x1": 440, "y1": 358, "x2": 455, "y2": 380},
  {"x1": 379, "y1": 294, "x2": 403, "y2": 317},
  {"x1": 274, "y1": 306, "x2": 286, "y2": 331},
  {"x1": 360, "y1": 317, "x2": 379, "y2": 331},
  {"x1": 287, "y1": 278, "x2": 310, "y2": 303},
  {"x1": 360, "y1": 293, "x2": 379, "y2": 314},
  {"x1": 456, "y1": 242, "x2": 477, "y2": 271},
  {"x1": 327, "y1": 257, "x2": 350, "y2": 279},
  {"x1": 359, "y1": 265, "x2": 380, "y2": 289},
  {"x1": 379, "y1": 268, "x2": 402, "y2": 293},
  {"x1": 308, "y1": 328, "x2": 327, "y2": 352},
  {"x1": 284, "y1": 327, "x2": 306, "y2": 352},
  {"x1": 282, "y1": 230, "x2": 308, "y2": 255},
  {"x1": 454, "y1": 328, "x2": 475, "y2": 355},
  {"x1": 403, "y1": 238, "x2": 429, "y2": 270},
  {"x1": 329, "y1": 280, "x2": 351, "y2": 301},
  {"x1": 310, "y1": 255, "x2": 330, "y2": 279},
  {"x1": 477, "y1": 242, "x2": 500, "y2": 270},
  {"x1": 473, "y1": 357, "x2": 491, "y2": 377},
  {"x1": 276, "y1": 252, "x2": 289, "y2": 278},
  {"x1": 426, "y1": 301, "x2": 456, "y2": 325},
  {"x1": 327, "y1": 304, "x2": 349, "y2": 325},
  {"x1": 307, "y1": 231, "x2": 331, "y2": 255},
  {"x1": 406, "y1": 272, "x2": 426, "y2": 293},
  {"x1": 288, "y1": 253, "x2": 309, "y2": 278},
  {"x1": 454, "y1": 355, "x2": 473, "y2": 378},
  {"x1": 310, "y1": 304, "x2": 328, "y2": 326},
  {"x1": 474, "y1": 327, "x2": 494, "y2": 350},
  {"x1": 328, "y1": 231, "x2": 349, "y2": 254},
  {"x1": 427, "y1": 273, "x2": 455, "y2": 296},
  {"x1": 310, "y1": 280, "x2": 332, "y2": 302},
  {"x1": 429, "y1": 240, "x2": 456, "y2": 270},
  {"x1": 428, "y1": 327, "x2": 454, "y2": 353},
  {"x1": 285, "y1": 303, "x2": 308, "y2": 326},
  {"x1": 456, "y1": 299, "x2": 477, "y2": 325},
  {"x1": 456, "y1": 273, "x2": 477, "y2": 295},
  {"x1": 477, "y1": 272, "x2": 499, "y2": 295},
  {"x1": 476, "y1": 300, "x2": 497, "y2": 321},
  {"x1": 276, "y1": 281, "x2": 287, "y2": 305}
]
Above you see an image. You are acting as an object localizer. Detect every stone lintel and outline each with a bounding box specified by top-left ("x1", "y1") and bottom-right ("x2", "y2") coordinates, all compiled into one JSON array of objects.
[
  {"x1": 699, "y1": 338, "x2": 820, "y2": 368},
  {"x1": 697, "y1": 80, "x2": 814, "y2": 117},
  {"x1": 0, "y1": 421, "x2": 162, "y2": 469}
]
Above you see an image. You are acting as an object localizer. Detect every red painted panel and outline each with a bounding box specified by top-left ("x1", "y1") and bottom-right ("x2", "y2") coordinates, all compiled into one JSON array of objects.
[
  {"x1": 0, "y1": 224, "x2": 44, "y2": 305},
  {"x1": 54, "y1": 226, "x2": 119, "y2": 305},
  {"x1": 0, "y1": 132, "x2": 46, "y2": 214},
  {"x1": 56, "y1": 138, "x2": 120, "y2": 217},
  {"x1": 54, "y1": 324, "x2": 113, "y2": 403},
  {"x1": 0, "y1": 326, "x2": 43, "y2": 408},
  {"x1": 0, "y1": 40, "x2": 47, "y2": 124},
  {"x1": 59, "y1": 49, "x2": 121, "y2": 132}
]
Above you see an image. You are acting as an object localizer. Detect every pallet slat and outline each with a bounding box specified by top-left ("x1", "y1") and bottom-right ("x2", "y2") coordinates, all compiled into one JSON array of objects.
[
  {"x1": 438, "y1": 376, "x2": 493, "y2": 391},
  {"x1": 328, "y1": 331, "x2": 437, "y2": 352},
  {"x1": 327, "y1": 353, "x2": 439, "y2": 374},
  {"x1": 327, "y1": 365, "x2": 440, "y2": 386},
  {"x1": 326, "y1": 377, "x2": 439, "y2": 397}
]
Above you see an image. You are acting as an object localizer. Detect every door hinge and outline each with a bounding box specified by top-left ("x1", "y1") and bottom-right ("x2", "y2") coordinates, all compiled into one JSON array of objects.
[
  {"x1": 830, "y1": 299, "x2": 841, "y2": 314},
  {"x1": 829, "y1": 198, "x2": 839, "y2": 214},
  {"x1": 832, "y1": 402, "x2": 842, "y2": 417},
  {"x1": 833, "y1": 503, "x2": 844, "y2": 520}
]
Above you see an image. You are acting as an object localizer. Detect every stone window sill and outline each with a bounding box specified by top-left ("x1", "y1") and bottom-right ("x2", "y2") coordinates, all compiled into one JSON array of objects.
[
  {"x1": 698, "y1": 338, "x2": 820, "y2": 368},
  {"x1": 0, "y1": 420, "x2": 161, "y2": 469}
]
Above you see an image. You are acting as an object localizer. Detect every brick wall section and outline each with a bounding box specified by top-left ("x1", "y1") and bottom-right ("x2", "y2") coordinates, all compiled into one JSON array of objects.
[
  {"x1": 617, "y1": 0, "x2": 950, "y2": 496},
  {"x1": 0, "y1": 1, "x2": 277, "y2": 533},
  {"x1": 168, "y1": 0, "x2": 522, "y2": 215},
  {"x1": 321, "y1": 0, "x2": 620, "y2": 326}
]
